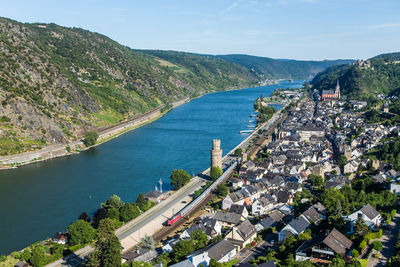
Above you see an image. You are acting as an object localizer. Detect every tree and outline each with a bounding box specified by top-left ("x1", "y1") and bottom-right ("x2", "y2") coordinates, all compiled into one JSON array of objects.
[
  {"x1": 373, "y1": 241, "x2": 383, "y2": 251},
  {"x1": 107, "y1": 207, "x2": 120, "y2": 220},
  {"x1": 210, "y1": 166, "x2": 223, "y2": 180},
  {"x1": 170, "y1": 169, "x2": 191, "y2": 190},
  {"x1": 216, "y1": 184, "x2": 229, "y2": 197},
  {"x1": 141, "y1": 235, "x2": 155, "y2": 250},
  {"x1": 308, "y1": 174, "x2": 324, "y2": 187},
  {"x1": 130, "y1": 262, "x2": 153, "y2": 267},
  {"x1": 88, "y1": 218, "x2": 122, "y2": 267},
  {"x1": 102, "y1": 195, "x2": 124, "y2": 210},
  {"x1": 119, "y1": 203, "x2": 140, "y2": 222},
  {"x1": 338, "y1": 155, "x2": 348, "y2": 168},
  {"x1": 78, "y1": 212, "x2": 91, "y2": 222},
  {"x1": 84, "y1": 130, "x2": 99, "y2": 147},
  {"x1": 155, "y1": 252, "x2": 171, "y2": 266},
  {"x1": 172, "y1": 240, "x2": 194, "y2": 262},
  {"x1": 354, "y1": 217, "x2": 369, "y2": 237},
  {"x1": 234, "y1": 148, "x2": 242, "y2": 157},
  {"x1": 93, "y1": 208, "x2": 107, "y2": 228},
  {"x1": 67, "y1": 220, "x2": 96, "y2": 245},
  {"x1": 190, "y1": 230, "x2": 208, "y2": 249},
  {"x1": 136, "y1": 193, "x2": 147, "y2": 211},
  {"x1": 30, "y1": 245, "x2": 48, "y2": 267}
]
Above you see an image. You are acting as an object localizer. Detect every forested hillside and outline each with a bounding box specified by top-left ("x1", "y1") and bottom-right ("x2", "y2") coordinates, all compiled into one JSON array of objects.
[
  {"x1": 216, "y1": 54, "x2": 353, "y2": 80},
  {"x1": 311, "y1": 52, "x2": 400, "y2": 99},
  {"x1": 0, "y1": 18, "x2": 258, "y2": 155},
  {"x1": 140, "y1": 51, "x2": 353, "y2": 80}
]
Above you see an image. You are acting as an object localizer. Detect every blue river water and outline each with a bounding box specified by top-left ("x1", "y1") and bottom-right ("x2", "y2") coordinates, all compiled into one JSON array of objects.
[{"x1": 0, "y1": 80, "x2": 303, "y2": 254}]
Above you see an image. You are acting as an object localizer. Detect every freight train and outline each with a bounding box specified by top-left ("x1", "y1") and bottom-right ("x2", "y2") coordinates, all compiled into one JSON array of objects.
[{"x1": 167, "y1": 160, "x2": 238, "y2": 226}]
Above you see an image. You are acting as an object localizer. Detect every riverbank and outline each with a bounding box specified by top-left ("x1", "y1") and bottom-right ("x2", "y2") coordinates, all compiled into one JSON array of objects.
[
  {"x1": 0, "y1": 83, "x2": 267, "y2": 170},
  {"x1": 0, "y1": 97, "x2": 191, "y2": 170}
]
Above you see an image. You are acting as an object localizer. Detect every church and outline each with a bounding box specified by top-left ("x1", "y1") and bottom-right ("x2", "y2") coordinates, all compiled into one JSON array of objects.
[{"x1": 321, "y1": 80, "x2": 341, "y2": 101}]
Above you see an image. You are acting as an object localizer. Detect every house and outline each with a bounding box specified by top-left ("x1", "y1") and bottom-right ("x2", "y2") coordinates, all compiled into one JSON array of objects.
[
  {"x1": 122, "y1": 248, "x2": 157, "y2": 264},
  {"x1": 343, "y1": 160, "x2": 359, "y2": 174},
  {"x1": 259, "y1": 210, "x2": 285, "y2": 230},
  {"x1": 231, "y1": 177, "x2": 244, "y2": 189},
  {"x1": 180, "y1": 218, "x2": 222, "y2": 239},
  {"x1": 390, "y1": 182, "x2": 400, "y2": 194},
  {"x1": 187, "y1": 239, "x2": 237, "y2": 267},
  {"x1": 252, "y1": 197, "x2": 273, "y2": 216},
  {"x1": 227, "y1": 220, "x2": 257, "y2": 249},
  {"x1": 278, "y1": 215, "x2": 311, "y2": 242},
  {"x1": 295, "y1": 228, "x2": 352, "y2": 262},
  {"x1": 230, "y1": 204, "x2": 249, "y2": 219},
  {"x1": 144, "y1": 190, "x2": 164, "y2": 203},
  {"x1": 213, "y1": 211, "x2": 242, "y2": 227},
  {"x1": 52, "y1": 232, "x2": 67, "y2": 244},
  {"x1": 302, "y1": 207, "x2": 323, "y2": 224},
  {"x1": 346, "y1": 204, "x2": 382, "y2": 228},
  {"x1": 14, "y1": 262, "x2": 29, "y2": 267}
]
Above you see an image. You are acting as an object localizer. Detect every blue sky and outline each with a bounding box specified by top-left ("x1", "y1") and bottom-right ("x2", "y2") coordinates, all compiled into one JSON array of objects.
[{"x1": 1, "y1": 0, "x2": 399, "y2": 60}]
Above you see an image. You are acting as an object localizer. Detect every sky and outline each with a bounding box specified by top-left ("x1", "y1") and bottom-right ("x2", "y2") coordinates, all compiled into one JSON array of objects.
[{"x1": 0, "y1": 0, "x2": 399, "y2": 60}]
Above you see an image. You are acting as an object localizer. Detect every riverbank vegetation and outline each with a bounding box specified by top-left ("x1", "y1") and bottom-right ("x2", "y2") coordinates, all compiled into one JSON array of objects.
[{"x1": 170, "y1": 169, "x2": 192, "y2": 190}]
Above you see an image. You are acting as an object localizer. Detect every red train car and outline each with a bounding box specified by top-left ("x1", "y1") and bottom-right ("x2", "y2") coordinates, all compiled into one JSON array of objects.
[{"x1": 167, "y1": 213, "x2": 182, "y2": 225}]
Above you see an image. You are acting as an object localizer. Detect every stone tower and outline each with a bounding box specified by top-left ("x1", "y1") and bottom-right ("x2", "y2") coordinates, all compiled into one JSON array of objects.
[{"x1": 211, "y1": 139, "x2": 223, "y2": 169}]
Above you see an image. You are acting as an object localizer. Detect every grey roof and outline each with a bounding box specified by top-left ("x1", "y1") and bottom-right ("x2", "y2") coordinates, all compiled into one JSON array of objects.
[
  {"x1": 230, "y1": 204, "x2": 246, "y2": 215},
  {"x1": 260, "y1": 217, "x2": 275, "y2": 229},
  {"x1": 258, "y1": 261, "x2": 277, "y2": 267},
  {"x1": 289, "y1": 216, "x2": 310, "y2": 233},
  {"x1": 207, "y1": 239, "x2": 237, "y2": 261},
  {"x1": 213, "y1": 211, "x2": 242, "y2": 225},
  {"x1": 268, "y1": 210, "x2": 285, "y2": 222},
  {"x1": 191, "y1": 239, "x2": 236, "y2": 261},
  {"x1": 322, "y1": 89, "x2": 335, "y2": 94},
  {"x1": 144, "y1": 190, "x2": 163, "y2": 198},
  {"x1": 360, "y1": 204, "x2": 380, "y2": 220},
  {"x1": 297, "y1": 228, "x2": 352, "y2": 256},
  {"x1": 170, "y1": 259, "x2": 195, "y2": 267},
  {"x1": 302, "y1": 207, "x2": 322, "y2": 223},
  {"x1": 236, "y1": 220, "x2": 257, "y2": 240}
]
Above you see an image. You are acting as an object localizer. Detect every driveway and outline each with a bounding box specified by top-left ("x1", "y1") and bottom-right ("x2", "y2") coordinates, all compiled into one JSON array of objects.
[{"x1": 367, "y1": 213, "x2": 400, "y2": 267}]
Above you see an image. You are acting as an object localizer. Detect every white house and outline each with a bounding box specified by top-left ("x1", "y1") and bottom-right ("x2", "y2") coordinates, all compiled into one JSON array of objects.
[
  {"x1": 346, "y1": 204, "x2": 382, "y2": 228},
  {"x1": 251, "y1": 197, "x2": 274, "y2": 216},
  {"x1": 390, "y1": 182, "x2": 400, "y2": 194},
  {"x1": 187, "y1": 239, "x2": 237, "y2": 267},
  {"x1": 278, "y1": 215, "x2": 311, "y2": 242}
]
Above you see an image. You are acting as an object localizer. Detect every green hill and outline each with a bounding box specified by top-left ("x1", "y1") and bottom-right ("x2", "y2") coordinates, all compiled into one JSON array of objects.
[
  {"x1": 311, "y1": 52, "x2": 400, "y2": 99},
  {"x1": 140, "y1": 51, "x2": 353, "y2": 80},
  {"x1": 0, "y1": 17, "x2": 351, "y2": 156},
  {"x1": 0, "y1": 18, "x2": 259, "y2": 155}
]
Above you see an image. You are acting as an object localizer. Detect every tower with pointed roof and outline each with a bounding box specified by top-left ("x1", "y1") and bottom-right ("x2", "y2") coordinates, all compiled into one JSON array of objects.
[{"x1": 335, "y1": 79, "x2": 340, "y2": 99}]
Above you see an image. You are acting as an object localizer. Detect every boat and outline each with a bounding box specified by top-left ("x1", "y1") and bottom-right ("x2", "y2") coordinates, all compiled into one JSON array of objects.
[
  {"x1": 247, "y1": 125, "x2": 254, "y2": 128},
  {"x1": 250, "y1": 114, "x2": 257, "y2": 117},
  {"x1": 239, "y1": 130, "x2": 253, "y2": 134},
  {"x1": 248, "y1": 120, "x2": 254, "y2": 123}
]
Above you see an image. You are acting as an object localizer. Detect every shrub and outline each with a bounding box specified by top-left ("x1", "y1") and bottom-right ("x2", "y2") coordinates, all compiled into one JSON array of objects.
[
  {"x1": 373, "y1": 241, "x2": 383, "y2": 251},
  {"x1": 84, "y1": 130, "x2": 98, "y2": 147},
  {"x1": 351, "y1": 249, "x2": 360, "y2": 258},
  {"x1": 0, "y1": 255, "x2": 6, "y2": 262},
  {"x1": 359, "y1": 240, "x2": 367, "y2": 251}
]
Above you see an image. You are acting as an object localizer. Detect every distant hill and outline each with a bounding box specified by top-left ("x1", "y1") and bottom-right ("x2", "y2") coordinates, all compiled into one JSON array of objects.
[
  {"x1": 311, "y1": 52, "x2": 400, "y2": 99},
  {"x1": 215, "y1": 54, "x2": 354, "y2": 80}
]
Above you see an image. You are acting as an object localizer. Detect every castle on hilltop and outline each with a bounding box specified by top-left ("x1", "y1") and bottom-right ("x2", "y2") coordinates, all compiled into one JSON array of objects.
[{"x1": 321, "y1": 80, "x2": 340, "y2": 101}]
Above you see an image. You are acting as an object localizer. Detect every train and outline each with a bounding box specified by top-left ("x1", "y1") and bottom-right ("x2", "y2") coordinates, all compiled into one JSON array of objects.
[{"x1": 167, "y1": 160, "x2": 238, "y2": 226}]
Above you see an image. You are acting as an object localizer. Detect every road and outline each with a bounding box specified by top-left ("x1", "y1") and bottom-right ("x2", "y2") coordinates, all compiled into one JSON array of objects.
[{"x1": 367, "y1": 213, "x2": 400, "y2": 267}]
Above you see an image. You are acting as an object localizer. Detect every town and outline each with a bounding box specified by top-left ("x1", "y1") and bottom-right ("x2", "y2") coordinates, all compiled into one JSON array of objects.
[
  {"x1": 134, "y1": 84, "x2": 400, "y2": 267},
  {"x1": 7, "y1": 84, "x2": 400, "y2": 267}
]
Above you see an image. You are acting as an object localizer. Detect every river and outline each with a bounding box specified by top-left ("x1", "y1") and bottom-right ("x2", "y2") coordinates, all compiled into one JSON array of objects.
[{"x1": 0, "y1": 80, "x2": 303, "y2": 254}]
